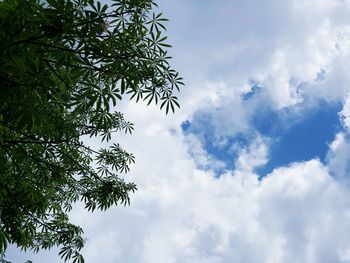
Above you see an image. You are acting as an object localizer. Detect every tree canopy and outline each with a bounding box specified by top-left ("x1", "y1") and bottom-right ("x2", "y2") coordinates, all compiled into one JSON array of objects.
[{"x1": 0, "y1": 0, "x2": 183, "y2": 262}]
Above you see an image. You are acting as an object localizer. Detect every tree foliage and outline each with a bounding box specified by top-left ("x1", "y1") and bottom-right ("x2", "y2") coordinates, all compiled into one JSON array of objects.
[{"x1": 0, "y1": 0, "x2": 183, "y2": 261}]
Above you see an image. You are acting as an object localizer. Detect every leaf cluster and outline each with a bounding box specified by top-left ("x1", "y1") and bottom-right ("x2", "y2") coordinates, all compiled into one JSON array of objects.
[{"x1": 0, "y1": 0, "x2": 183, "y2": 262}]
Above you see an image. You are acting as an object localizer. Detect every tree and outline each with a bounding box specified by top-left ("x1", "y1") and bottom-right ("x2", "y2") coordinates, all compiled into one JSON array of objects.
[{"x1": 0, "y1": 0, "x2": 183, "y2": 262}]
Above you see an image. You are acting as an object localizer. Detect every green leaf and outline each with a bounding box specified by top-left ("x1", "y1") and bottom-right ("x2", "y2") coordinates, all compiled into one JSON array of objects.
[{"x1": 0, "y1": 0, "x2": 183, "y2": 261}]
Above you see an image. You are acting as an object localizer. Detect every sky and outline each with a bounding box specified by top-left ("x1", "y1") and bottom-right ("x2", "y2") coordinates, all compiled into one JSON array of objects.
[{"x1": 8, "y1": 0, "x2": 350, "y2": 262}]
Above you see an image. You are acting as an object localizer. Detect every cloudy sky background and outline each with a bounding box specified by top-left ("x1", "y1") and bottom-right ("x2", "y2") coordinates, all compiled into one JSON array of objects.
[{"x1": 8, "y1": 0, "x2": 350, "y2": 262}]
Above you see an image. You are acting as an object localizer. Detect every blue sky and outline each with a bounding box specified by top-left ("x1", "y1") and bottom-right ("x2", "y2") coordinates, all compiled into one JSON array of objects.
[
  {"x1": 257, "y1": 100, "x2": 343, "y2": 174},
  {"x1": 8, "y1": 0, "x2": 350, "y2": 262},
  {"x1": 181, "y1": 99, "x2": 343, "y2": 176}
]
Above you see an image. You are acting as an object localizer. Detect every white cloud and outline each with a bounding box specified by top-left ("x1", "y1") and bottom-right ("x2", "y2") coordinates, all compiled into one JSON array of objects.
[
  {"x1": 326, "y1": 97, "x2": 350, "y2": 181},
  {"x1": 184, "y1": 133, "x2": 226, "y2": 171},
  {"x1": 339, "y1": 95, "x2": 350, "y2": 132},
  {"x1": 61, "y1": 95, "x2": 350, "y2": 263},
  {"x1": 71, "y1": 139, "x2": 350, "y2": 263},
  {"x1": 257, "y1": 160, "x2": 350, "y2": 263},
  {"x1": 234, "y1": 136, "x2": 269, "y2": 173},
  {"x1": 164, "y1": 0, "x2": 350, "y2": 108},
  {"x1": 327, "y1": 132, "x2": 350, "y2": 180}
]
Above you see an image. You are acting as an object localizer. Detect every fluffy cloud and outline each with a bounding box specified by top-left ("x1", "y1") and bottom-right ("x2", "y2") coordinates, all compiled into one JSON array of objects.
[
  {"x1": 70, "y1": 97, "x2": 350, "y2": 263},
  {"x1": 327, "y1": 132, "x2": 350, "y2": 180},
  {"x1": 162, "y1": 0, "x2": 350, "y2": 108},
  {"x1": 73, "y1": 142, "x2": 350, "y2": 263},
  {"x1": 339, "y1": 95, "x2": 350, "y2": 132},
  {"x1": 326, "y1": 96, "x2": 350, "y2": 181}
]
